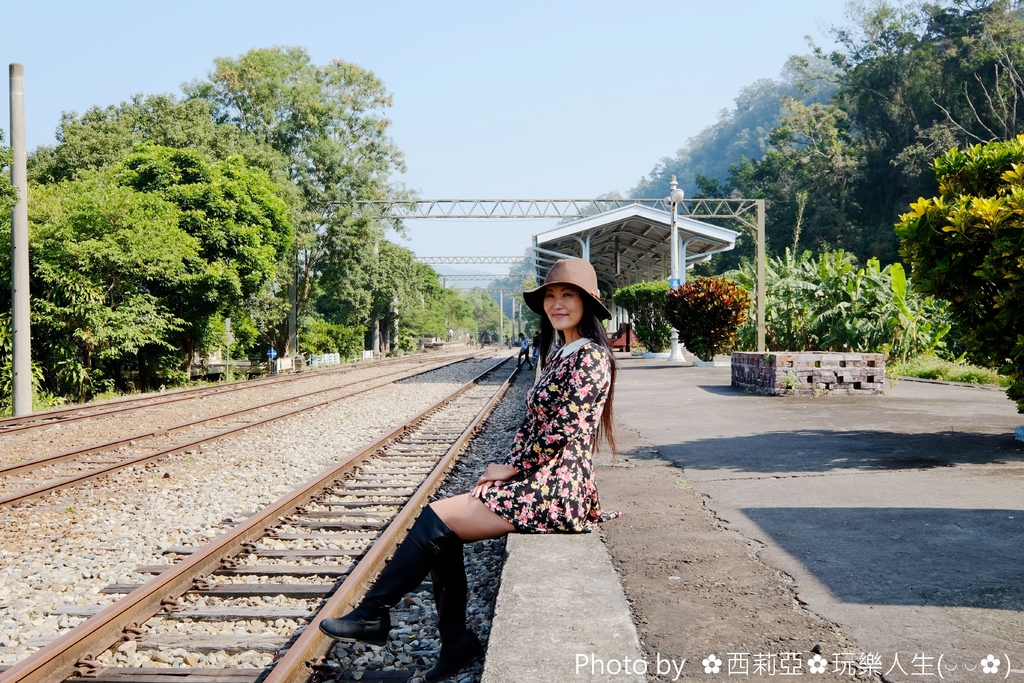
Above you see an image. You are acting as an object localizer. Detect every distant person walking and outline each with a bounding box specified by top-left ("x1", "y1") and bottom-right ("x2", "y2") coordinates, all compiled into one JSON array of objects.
[
  {"x1": 531, "y1": 331, "x2": 541, "y2": 368},
  {"x1": 516, "y1": 332, "x2": 533, "y2": 370},
  {"x1": 319, "y1": 258, "x2": 619, "y2": 680}
]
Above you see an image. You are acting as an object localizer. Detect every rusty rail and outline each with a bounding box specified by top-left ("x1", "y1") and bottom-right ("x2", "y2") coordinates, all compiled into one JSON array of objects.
[
  {"x1": 0, "y1": 350, "x2": 480, "y2": 436},
  {"x1": 0, "y1": 357, "x2": 516, "y2": 683},
  {"x1": 0, "y1": 354, "x2": 480, "y2": 508}
]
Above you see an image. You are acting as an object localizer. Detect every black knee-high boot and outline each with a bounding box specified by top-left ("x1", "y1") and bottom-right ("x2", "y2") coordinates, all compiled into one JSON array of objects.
[
  {"x1": 320, "y1": 506, "x2": 460, "y2": 645},
  {"x1": 423, "y1": 546, "x2": 484, "y2": 681}
]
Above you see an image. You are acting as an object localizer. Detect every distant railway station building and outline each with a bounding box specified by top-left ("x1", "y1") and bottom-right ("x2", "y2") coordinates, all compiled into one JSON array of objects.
[{"x1": 530, "y1": 203, "x2": 740, "y2": 327}]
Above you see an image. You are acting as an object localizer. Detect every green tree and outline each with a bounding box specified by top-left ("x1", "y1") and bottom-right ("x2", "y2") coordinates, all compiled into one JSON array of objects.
[
  {"x1": 185, "y1": 47, "x2": 409, "y2": 351},
  {"x1": 611, "y1": 280, "x2": 672, "y2": 352},
  {"x1": 25, "y1": 93, "x2": 301, "y2": 359},
  {"x1": 672, "y1": 1, "x2": 1024, "y2": 272},
  {"x1": 632, "y1": 56, "x2": 837, "y2": 199},
  {"x1": 300, "y1": 314, "x2": 365, "y2": 360},
  {"x1": 463, "y1": 289, "x2": 505, "y2": 340},
  {"x1": 895, "y1": 135, "x2": 1024, "y2": 411},
  {"x1": 727, "y1": 99, "x2": 865, "y2": 263},
  {"x1": 821, "y1": 0, "x2": 1024, "y2": 259},
  {"x1": 28, "y1": 94, "x2": 289, "y2": 187},
  {"x1": 115, "y1": 144, "x2": 293, "y2": 365},
  {"x1": 727, "y1": 249, "x2": 950, "y2": 361},
  {"x1": 14, "y1": 145, "x2": 292, "y2": 400},
  {"x1": 26, "y1": 178, "x2": 190, "y2": 397}
]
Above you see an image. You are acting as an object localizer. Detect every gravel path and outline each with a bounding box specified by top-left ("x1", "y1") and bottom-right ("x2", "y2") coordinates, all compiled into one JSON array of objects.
[{"x1": 0, "y1": 354, "x2": 512, "y2": 667}]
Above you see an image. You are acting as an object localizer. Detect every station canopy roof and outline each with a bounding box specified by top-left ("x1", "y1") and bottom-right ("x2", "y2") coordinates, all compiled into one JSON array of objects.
[{"x1": 531, "y1": 203, "x2": 740, "y2": 297}]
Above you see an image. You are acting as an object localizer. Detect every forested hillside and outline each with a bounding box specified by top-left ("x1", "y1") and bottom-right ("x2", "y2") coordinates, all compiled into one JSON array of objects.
[{"x1": 633, "y1": 0, "x2": 1024, "y2": 271}]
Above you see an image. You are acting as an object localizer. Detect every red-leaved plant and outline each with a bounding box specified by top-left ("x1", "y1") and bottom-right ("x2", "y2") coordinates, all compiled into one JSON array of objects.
[{"x1": 664, "y1": 277, "x2": 751, "y2": 362}]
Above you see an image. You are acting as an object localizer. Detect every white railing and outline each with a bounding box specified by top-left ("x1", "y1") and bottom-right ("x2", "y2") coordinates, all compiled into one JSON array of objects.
[{"x1": 309, "y1": 352, "x2": 342, "y2": 368}]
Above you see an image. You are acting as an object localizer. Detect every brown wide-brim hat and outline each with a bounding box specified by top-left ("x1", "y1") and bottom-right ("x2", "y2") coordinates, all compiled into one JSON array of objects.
[{"x1": 523, "y1": 258, "x2": 612, "y2": 320}]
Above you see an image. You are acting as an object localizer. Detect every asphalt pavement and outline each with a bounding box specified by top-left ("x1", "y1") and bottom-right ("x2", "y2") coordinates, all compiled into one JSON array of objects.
[{"x1": 612, "y1": 360, "x2": 1024, "y2": 681}]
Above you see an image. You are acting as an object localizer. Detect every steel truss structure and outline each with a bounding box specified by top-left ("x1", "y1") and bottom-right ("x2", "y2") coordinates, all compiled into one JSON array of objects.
[
  {"x1": 358, "y1": 198, "x2": 765, "y2": 352},
  {"x1": 415, "y1": 256, "x2": 526, "y2": 264},
  {"x1": 434, "y1": 274, "x2": 509, "y2": 281}
]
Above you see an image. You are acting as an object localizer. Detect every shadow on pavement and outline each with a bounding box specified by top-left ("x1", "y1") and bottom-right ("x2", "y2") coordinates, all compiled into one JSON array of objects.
[
  {"x1": 742, "y1": 506, "x2": 1024, "y2": 610},
  {"x1": 651, "y1": 429, "x2": 1023, "y2": 473}
]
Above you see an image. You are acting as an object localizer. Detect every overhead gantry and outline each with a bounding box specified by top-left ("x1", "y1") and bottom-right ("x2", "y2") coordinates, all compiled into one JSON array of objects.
[{"x1": 360, "y1": 191, "x2": 766, "y2": 352}]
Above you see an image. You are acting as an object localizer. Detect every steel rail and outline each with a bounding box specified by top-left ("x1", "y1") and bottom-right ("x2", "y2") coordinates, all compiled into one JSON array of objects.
[
  {"x1": 0, "y1": 359, "x2": 363, "y2": 430},
  {"x1": 0, "y1": 356, "x2": 514, "y2": 683},
  {"x1": 0, "y1": 353, "x2": 477, "y2": 479},
  {"x1": 264, "y1": 361, "x2": 520, "y2": 683},
  {"x1": 0, "y1": 350, "x2": 472, "y2": 435},
  {"x1": 0, "y1": 353, "x2": 484, "y2": 508}
]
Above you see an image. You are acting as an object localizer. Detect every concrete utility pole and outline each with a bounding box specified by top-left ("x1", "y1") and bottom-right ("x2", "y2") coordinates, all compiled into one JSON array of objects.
[
  {"x1": 370, "y1": 241, "x2": 380, "y2": 356},
  {"x1": 9, "y1": 64, "x2": 31, "y2": 416},
  {"x1": 288, "y1": 258, "x2": 298, "y2": 363}
]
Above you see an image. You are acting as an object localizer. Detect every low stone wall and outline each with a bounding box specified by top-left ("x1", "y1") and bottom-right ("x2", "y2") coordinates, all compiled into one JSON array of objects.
[{"x1": 731, "y1": 352, "x2": 887, "y2": 396}]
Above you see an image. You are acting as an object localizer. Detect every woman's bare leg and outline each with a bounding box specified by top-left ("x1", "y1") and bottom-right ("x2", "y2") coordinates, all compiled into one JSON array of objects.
[{"x1": 430, "y1": 493, "x2": 514, "y2": 542}]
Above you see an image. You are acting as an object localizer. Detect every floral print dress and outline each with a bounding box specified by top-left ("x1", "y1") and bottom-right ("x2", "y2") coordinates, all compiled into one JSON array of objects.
[{"x1": 480, "y1": 339, "x2": 619, "y2": 533}]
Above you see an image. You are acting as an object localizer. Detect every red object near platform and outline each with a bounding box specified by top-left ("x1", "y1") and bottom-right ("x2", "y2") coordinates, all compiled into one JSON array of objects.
[{"x1": 608, "y1": 323, "x2": 639, "y2": 352}]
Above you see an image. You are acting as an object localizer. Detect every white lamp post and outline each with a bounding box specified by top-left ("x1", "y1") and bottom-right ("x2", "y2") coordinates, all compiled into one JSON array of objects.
[{"x1": 667, "y1": 175, "x2": 686, "y2": 362}]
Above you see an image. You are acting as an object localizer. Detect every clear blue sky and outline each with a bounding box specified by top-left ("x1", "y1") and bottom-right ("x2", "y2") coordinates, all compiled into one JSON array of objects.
[{"x1": 2, "y1": 0, "x2": 851, "y2": 270}]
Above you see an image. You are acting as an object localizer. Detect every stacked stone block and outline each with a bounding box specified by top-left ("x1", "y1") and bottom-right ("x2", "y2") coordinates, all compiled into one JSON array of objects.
[{"x1": 731, "y1": 352, "x2": 887, "y2": 396}]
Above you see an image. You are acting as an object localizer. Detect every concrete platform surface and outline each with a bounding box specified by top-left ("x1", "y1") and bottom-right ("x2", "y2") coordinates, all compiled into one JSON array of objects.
[
  {"x1": 610, "y1": 359, "x2": 1024, "y2": 681},
  {"x1": 482, "y1": 533, "x2": 644, "y2": 683}
]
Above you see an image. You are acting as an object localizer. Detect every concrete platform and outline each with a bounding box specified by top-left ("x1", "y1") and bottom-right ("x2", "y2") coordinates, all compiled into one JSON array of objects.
[
  {"x1": 481, "y1": 356, "x2": 1024, "y2": 682},
  {"x1": 608, "y1": 359, "x2": 1024, "y2": 681},
  {"x1": 482, "y1": 532, "x2": 644, "y2": 683}
]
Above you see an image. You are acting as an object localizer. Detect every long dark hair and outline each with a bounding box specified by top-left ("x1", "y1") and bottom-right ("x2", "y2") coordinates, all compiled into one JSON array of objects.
[{"x1": 538, "y1": 294, "x2": 617, "y2": 454}]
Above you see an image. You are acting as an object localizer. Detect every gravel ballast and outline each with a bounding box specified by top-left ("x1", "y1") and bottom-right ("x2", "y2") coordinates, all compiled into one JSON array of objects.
[
  {"x1": 317, "y1": 366, "x2": 531, "y2": 682},
  {"x1": 0, "y1": 355, "x2": 516, "y2": 668}
]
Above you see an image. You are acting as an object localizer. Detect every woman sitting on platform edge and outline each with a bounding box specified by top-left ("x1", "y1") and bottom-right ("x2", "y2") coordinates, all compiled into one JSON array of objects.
[{"x1": 319, "y1": 257, "x2": 620, "y2": 680}]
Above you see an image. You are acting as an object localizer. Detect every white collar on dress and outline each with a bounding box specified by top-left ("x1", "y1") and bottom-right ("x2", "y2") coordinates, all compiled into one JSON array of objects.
[{"x1": 553, "y1": 337, "x2": 591, "y2": 359}]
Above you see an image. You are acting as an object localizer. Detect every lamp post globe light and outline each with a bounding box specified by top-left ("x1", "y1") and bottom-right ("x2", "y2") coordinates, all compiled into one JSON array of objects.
[{"x1": 667, "y1": 175, "x2": 686, "y2": 362}]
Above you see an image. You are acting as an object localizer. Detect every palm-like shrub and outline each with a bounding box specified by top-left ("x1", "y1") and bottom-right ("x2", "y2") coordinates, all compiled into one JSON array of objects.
[
  {"x1": 612, "y1": 280, "x2": 671, "y2": 352},
  {"x1": 727, "y1": 249, "x2": 951, "y2": 362},
  {"x1": 665, "y1": 277, "x2": 751, "y2": 361}
]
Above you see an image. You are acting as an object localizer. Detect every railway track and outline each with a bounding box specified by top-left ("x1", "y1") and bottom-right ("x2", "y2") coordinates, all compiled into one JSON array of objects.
[
  {"x1": 0, "y1": 353, "x2": 486, "y2": 508},
  {"x1": 0, "y1": 349, "x2": 477, "y2": 441},
  {"x1": 0, "y1": 356, "x2": 518, "y2": 683}
]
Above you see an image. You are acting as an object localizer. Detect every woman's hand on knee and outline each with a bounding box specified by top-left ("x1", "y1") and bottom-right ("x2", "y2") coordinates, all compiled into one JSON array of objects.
[{"x1": 471, "y1": 463, "x2": 517, "y2": 498}]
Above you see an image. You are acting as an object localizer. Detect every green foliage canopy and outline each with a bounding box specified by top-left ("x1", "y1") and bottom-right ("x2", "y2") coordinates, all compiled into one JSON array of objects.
[
  {"x1": 611, "y1": 280, "x2": 671, "y2": 352},
  {"x1": 185, "y1": 47, "x2": 409, "y2": 338},
  {"x1": 895, "y1": 134, "x2": 1024, "y2": 411},
  {"x1": 642, "y1": 1, "x2": 1024, "y2": 272},
  {"x1": 11, "y1": 144, "x2": 292, "y2": 400},
  {"x1": 727, "y1": 249, "x2": 951, "y2": 362}
]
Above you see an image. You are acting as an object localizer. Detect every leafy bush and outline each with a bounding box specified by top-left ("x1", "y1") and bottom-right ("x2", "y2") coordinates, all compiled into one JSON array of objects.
[
  {"x1": 300, "y1": 316, "x2": 365, "y2": 360},
  {"x1": 895, "y1": 136, "x2": 1024, "y2": 411},
  {"x1": 892, "y1": 354, "x2": 1008, "y2": 386},
  {"x1": 0, "y1": 313, "x2": 65, "y2": 414},
  {"x1": 665, "y1": 277, "x2": 751, "y2": 361},
  {"x1": 727, "y1": 248, "x2": 951, "y2": 362},
  {"x1": 612, "y1": 280, "x2": 671, "y2": 352}
]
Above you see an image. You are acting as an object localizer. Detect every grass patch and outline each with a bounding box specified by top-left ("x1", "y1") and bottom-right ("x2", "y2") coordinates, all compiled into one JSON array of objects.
[{"x1": 892, "y1": 354, "x2": 1009, "y2": 386}]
